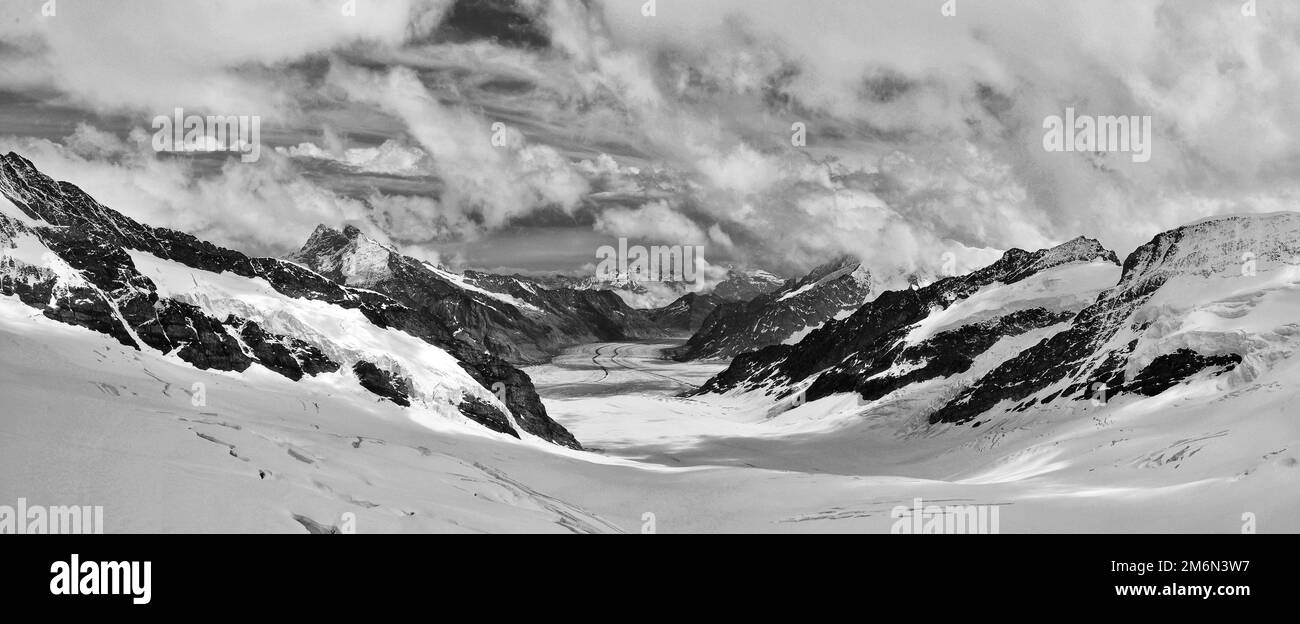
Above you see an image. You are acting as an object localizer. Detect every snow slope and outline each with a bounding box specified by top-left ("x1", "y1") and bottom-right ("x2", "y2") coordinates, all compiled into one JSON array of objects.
[
  {"x1": 2, "y1": 296, "x2": 1297, "y2": 533},
  {"x1": 128, "y1": 250, "x2": 518, "y2": 433}
]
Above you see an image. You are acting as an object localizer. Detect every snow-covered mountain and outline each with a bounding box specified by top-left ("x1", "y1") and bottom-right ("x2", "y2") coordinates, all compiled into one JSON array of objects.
[
  {"x1": 926, "y1": 213, "x2": 1300, "y2": 425},
  {"x1": 667, "y1": 256, "x2": 873, "y2": 360},
  {"x1": 645, "y1": 292, "x2": 724, "y2": 333},
  {"x1": 287, "y1": 224, "x2": 665, "y2": 365},
  {"x1": 0, "y1": 152, "x2": 580, "y2": 449},
  {"x1": 696, "y1": 237, "x2": 1118, "y2": 395},
  {"x1": 712, "y1": 268, "x2": 785, "y2": 302},
  {"x1": 644, "y1": 269, "x2": 785, "y2": 333},
  {"x1": 694, "y1": 218, "x2": 1300, "y2": 442},
  {"x1": 4, "y1": 152, "x2": 1299, "y2": 533}
]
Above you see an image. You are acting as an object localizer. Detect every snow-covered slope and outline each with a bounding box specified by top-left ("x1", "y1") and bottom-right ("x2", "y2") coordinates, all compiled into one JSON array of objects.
[
  {"x1": 693, "y1": 216, "x2": 1300, "y2": 479},
  {"x1": 695, "y1": 237, "x2": 1121, "y2": 397},
  {"x1": 287, "y1": 224, "x2": 666, "y2": 365},
  {"x1": 4, "y1": 181, "x2": 1299, "y2": 532},
  {"x1": 711, "y1": 268, "x2": 785, "y2": 302},
  {"x1": 929, "y1": 213, "x2": 1300, "y2": 425},
  {"x1": 0, "y1": 151, "x2": 578, "y2": 448}
]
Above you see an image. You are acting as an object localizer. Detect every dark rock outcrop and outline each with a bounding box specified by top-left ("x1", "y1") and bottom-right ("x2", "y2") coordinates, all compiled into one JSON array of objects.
[
  {"x1": 352, "y1": 361, "x2": 413, "y2": 407},
  {"x1": 695, "y1": 237, "x2": 1121, "y2": 409},
  {"x1": 647, "y1": 292, "x2": 725, "y2": 333},
  {"x1": 290, "y1": 224, "x2": 665, "y2": 366},
  {"x1": 0, "y1": 152, "x2": 580, "y2": 449},
  {"x1": 457, "y1": 396, "x2": 521, "y2": 439},
  {"x1": 924, "y1": 217, "x2": 1292, "y2": 425},
  {"x1": 224, "y1": 316, "x2": 340, "y2": 381},
  {"x1": 669, "y1": 256, "x2": 873, "y2": 361}
]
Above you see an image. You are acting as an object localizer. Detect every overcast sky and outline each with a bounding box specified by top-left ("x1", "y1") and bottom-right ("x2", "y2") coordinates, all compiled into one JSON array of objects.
[{"x1": 2, "y1": 0, "x2": 1298, "y2": 285}]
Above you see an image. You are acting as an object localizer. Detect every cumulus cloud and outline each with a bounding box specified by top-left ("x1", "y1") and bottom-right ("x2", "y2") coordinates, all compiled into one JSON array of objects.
[
  {"x1": 576, "y1": 0, "x2": 1300, "y2": 269},
  {"x1": 325, "y1": 62, "x2": 591, "y2": 235},
  {"x1": 594, "y1": 199, "x2": 710, "y2": 244},
  {"x1": 4, "y1": 127, "x2": 371, "y2": 257},
  {"x1": 0, "y1": 0, "x2": 449, "y2": 118},
  {"x1": 5, "y1": 0, "x2": 1300, "y2": 284},
  {"x1": 276, "y1": 139, "x2": 432, "y2": 175}
]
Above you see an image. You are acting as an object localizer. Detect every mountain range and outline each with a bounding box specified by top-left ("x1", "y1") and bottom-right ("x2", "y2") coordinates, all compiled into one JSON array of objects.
[
  {"x1": 0, "y1": 152, "x2": 580, "y2": 448},
  {"x1": 668, "y1": 255, "x2": 874, "y2": 360},
  {"x1": 3, "y1": 150, "x2": 1299, "y2": 533},
  {"x1": 691, "y1": 219, "x2": 1300, "y2": 438}
]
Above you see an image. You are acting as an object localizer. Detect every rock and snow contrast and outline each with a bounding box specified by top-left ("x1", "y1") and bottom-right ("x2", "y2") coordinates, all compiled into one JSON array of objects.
[
  {"x1": 667, "y1": 257, "x2": 874, "y2": 360},
  {"x1": 0, "y1": 152, "x2": 577, "y2": 449},
  {"x1": 2, "y1": 153, "x2": 1299, "y2": 533},
  {"x1": 286, "y1": 223, "x2": 666, "y2": 365}
]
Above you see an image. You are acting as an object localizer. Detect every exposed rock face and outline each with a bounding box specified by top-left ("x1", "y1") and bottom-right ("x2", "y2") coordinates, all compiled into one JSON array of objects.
[
  {"x1": 669, "y1": 256, "x2": 874, "y2": 361},
  {"x1": 853, "y1": 307, "x2": 1080, "y2": 404},
  {"x1": 647, "y1": 292, "x2": 725, "y2": 333},
  {"x1": 352, "y1": 361, "x2": 414, "y2": 408},
  {"x1": 0, "y1": 152, "x2": 580, "y2": 449},
  {"x1": 696, "y1": 215, "x2": 1295, "y2": 430},
  {"x1": 288, "y1": 224, "x2": 665, "y2": 365},
  {"x1": 694, "y1": 237, "x2": 1122, "y2": 404},
  {"x1": 926, "y1": 215, "x2": 1296, "y2": 425},
  {"x1": 456, "y1": 396, "x2": 522, "y2": 439},
  {"x1": 1121, "y1": 349, "x2": 1242, "y2": 398},
  {"x1": 644, "y1": 269, "x2": 785, "y2": 334},
  {"x1": 225, "y1": 316, "x2": 340, "y2": 381},
  {"x1": 711, "y1": 268, "x2": 785, "y2": 302}
]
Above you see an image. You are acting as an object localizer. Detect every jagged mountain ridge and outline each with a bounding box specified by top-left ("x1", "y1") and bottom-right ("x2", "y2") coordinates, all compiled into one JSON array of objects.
[
  {"x1": 646, "y1": 268, "x2": 785, "y2": 333},
  {"x1": 696, "y1": 216, "x2": 1300, "y2": 434},
  {"x1": 0, "y1": 152, "x2": 579, "y2": 448},
  {"x1": 668, "y1": 255, "x2": 874, "y2": 360},
  {"x1": 532, "y1": 266, "x2": 784, "y2": 316},
  {"x1": 711, "y1": 268, "x2": 785, "y2": 302},
  {"x1": 694, "y1": 237, "x2": 1122, "y2": 400},
  {"x1": 927, "y1": 213, "x2": 1300, "y2": 425},
  {"x1": 287, "y1": 224, "x2": 665, "y2": 365},
  {"x1": 646, "y1": 291, "x2": 725, "y2": 333}
]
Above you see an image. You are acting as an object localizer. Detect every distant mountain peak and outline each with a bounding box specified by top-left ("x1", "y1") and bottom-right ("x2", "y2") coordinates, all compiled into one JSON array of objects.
[{"x1": 669, "y1": 255, "x2": 873, "y2": 361}]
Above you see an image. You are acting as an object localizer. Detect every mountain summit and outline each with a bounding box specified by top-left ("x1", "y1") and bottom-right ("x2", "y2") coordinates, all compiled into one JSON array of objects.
[{"x1": 0, "y1": 152, "x2": 580, "y2": 448}]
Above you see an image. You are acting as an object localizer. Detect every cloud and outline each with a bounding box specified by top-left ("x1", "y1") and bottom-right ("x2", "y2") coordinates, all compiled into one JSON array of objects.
[
  {"x1": 0, "y1": 0, "x2": 450, "y2": 119},
  {"x1": 325, "y1": 63, "x2": 591, "y2": 234},
  {"x1": 276, "y1": 139, "x2": 431, "y2": 175},
  {"x1": 3, "y1": 127, "x2": 370, "y2": 257},
  {"x1": 6, "y1": 0, "x2": 1300, "y2": 283},
  {"x1": 553, "y1": 0, "x2": 1300, "y2": 273},
  {"x1": 593, "y1": 199, "x2": 709, "y2": 244}
]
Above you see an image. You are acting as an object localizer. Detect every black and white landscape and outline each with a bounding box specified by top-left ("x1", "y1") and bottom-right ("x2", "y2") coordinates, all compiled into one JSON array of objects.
[{"x1": 1, "y1": 0, "x2": 1298, "y2": 534}]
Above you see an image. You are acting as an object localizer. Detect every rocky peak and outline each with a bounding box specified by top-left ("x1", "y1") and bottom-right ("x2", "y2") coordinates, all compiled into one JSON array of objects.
[
  {"x1": 286, "y1": 224, "x2": 400, "y2": 287},
  {"x1": 803, "y1": 255, "x2": 862, "y2": 284},
  {"x1": 1118, "y1": 213, "x2": 1300, "y2": 290},
  {"x1": 294, "y1": 225, "x2": 352, "y2": 257},
  {"x1": 712, "y1": 267, "x2": 785, "y2": 302},
  {"x1": 693, "y1": 234, "x2": 1122, "y2": 392},
  {"x1": 1030, "y1": 236, "x2": 1121, "y2": 270},
  {"x1": 0, "y1": 152, "x2": 582, "y2": 449}
]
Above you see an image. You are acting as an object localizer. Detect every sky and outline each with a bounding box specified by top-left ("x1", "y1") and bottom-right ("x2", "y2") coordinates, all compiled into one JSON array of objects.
[{"x1": 1, "y1": 0, "x2": 1298, "y2": 290}]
